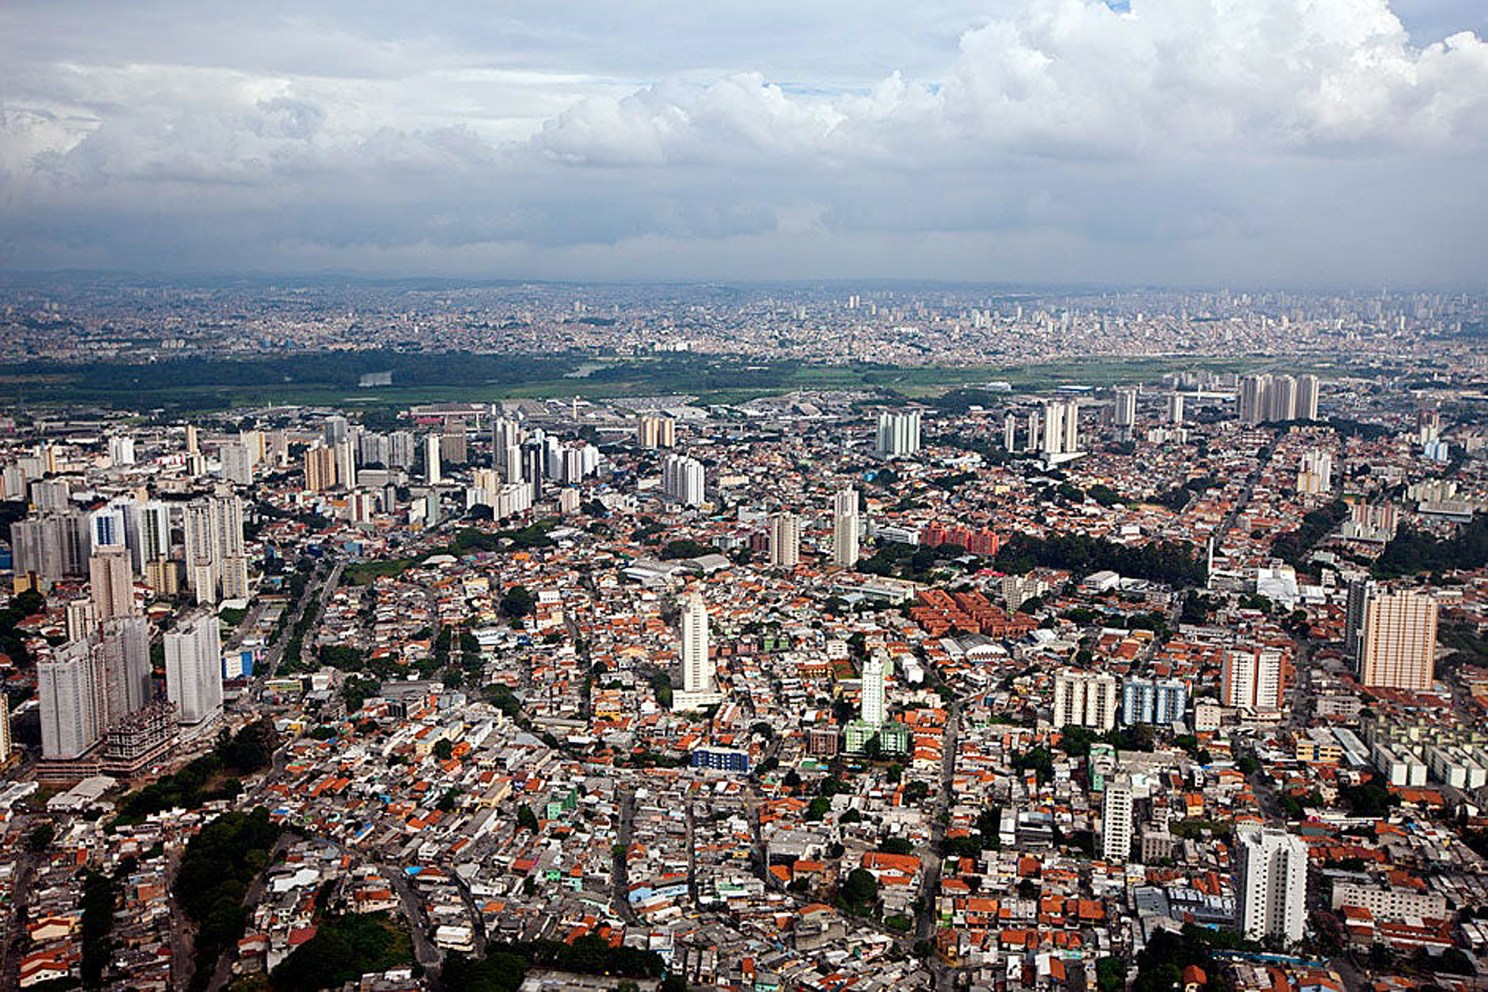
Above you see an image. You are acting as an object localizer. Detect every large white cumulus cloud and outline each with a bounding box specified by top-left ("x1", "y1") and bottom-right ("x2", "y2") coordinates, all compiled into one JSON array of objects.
[{"x1": 0, "y1": 0, "x2": 1485, "y2": 284}]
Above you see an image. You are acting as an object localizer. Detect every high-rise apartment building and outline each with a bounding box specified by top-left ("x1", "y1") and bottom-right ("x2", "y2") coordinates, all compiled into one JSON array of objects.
[
  {"x1": 832, "y1": 487, "x2": 860, "y2": 567},
  {"x1": 860, "y1": 657, "x2": 886, "y2": 728},
  {"x1": 1343, "y1": 574, "x2": 1375, "y2": 665},
  {"x1": 1101, "y1": 775, "x2": 1134, "y2": 862},
  {"x1": 304, "y1": 444, "x2": 337, "y2": 492},
  {"x1": 1296, "y1": 374, "x2": 1320, "y2": 421},
  {"x1": 637, "y1": 415, "x2": 677, "y2": 449},
  {"x1": 424, "y1": 434, "x2": 442, "y2": 485},
  {"x1": 1053, "y1": 670, "x2": 1118, "y2": 731},
  {"x1": 1121, "y1": 677, "x2": 1188, "y2": 726},
  {"x1": 875, "y1": 411, "x2": 922, "y2": 457},
  {"x1": 1222, "y1": 646, "x2": 1286, "y2": 712},
  {"x1": 672, "y1": 592, "x2": 721, "y2": 711},
  {"x1": 768, "y1": 511, "x2": 800, "y2": 567},
  {"x1": 662, "y1": 454, "x2": 706, "y2": 507},
  {"x1": 1235, "y1": 824, "x2": 1308, "y2": 943},
  {"x1": 100, "y1": 616, "x2": 152, "y2": 726},
  {"x1": 165, "y1": 612, "x2": 224, "y2": 728},
  {"x1": 1113, "y1": 387, "x2": 1138, "y2": 428},
  {"x1": 220, "y1": 442, "x2": 253, "y2": 485},
  {"x1": 89, "y1": 545, "x2": 134, "y2": 621},
  {"x1": 39, "y1": 640, "x2": 105, "y2": 760},
  {"x1": 1039, "y1": 399, "x2": 1081, "y2": 459},
  {"x1": 1359, "y1": 591, "x2": 1437, "y2": 692}
]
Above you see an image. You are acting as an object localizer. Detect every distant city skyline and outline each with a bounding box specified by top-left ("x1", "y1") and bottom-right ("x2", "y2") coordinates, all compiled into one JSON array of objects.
[{"x1": 3, "y1": 0, "x2": 1487, "y2": 286}]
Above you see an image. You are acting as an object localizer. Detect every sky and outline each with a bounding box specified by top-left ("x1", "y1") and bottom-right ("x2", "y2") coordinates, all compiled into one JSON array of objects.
[{"x1": 2, "y1": 0, "x2": 1486, "y2": 287}]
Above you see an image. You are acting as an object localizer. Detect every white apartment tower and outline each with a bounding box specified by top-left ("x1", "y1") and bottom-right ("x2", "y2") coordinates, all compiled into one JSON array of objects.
[
  {"x1": 832, "y1": 487, "x2": 860, "y2": 568},
  {"x1": 424, "y1": 434, "x2": 442, "y2": 485},
  {"x1": 672, "y1": 592, "x2": 722, "y2": 711},
  {"x1": 1222, "y1": 646, "x2": 1286, "y2": 712},
  {"x1": 662, "y1": 454, "x2": 706, "y2": 508},
  {"x1": 1052, "y1": 670, "x2": 1118, "y2": 731},
  {"x1": 39, "y1": 640, "x2": 105, "y2": 760},
  {"x1": 1101, "y1": 775, "x2": 1135, "y2": 862},
  {"x1": 875, "y1": 411, "x2": 922, "y2": 457},
  {"x1": 165, "y1": 612, "x2": 224, "y2": 728},
  {"x1": 100, "y1": 616, "x2": 153, "y2": 726},
  {"x1": 861, "y1": 657, "x2": 887, "y2": 728},
  {"x1": 1114, "y1": 387, "x2": 1138, "y2": 428},
  {"x1": 1235, "y1": 824, "x2": 1308, "y2": 943}
]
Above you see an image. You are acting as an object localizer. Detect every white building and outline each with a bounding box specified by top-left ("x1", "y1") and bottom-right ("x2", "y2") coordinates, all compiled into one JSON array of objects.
[
  {"x1": 1235, "y1": 824, "x2": 1308, "y2": 943},
  {"x1": 673, "y1": 592, "x2": 721, "y2": 711},
  {"x1": 39, "y1": 640, "x2": 104, "y2": 760},
  {"x1": 1052, "y1": 670, "x2": 1118, "y2": 731},
  {"x1": 165, "y1": 612, "x2": 224, "y2": 728},
  {"x1": 1101, "y1": 775, "x2": 1134, "y2": 862},
  {"x1": 832, "y1": 487, "x2": 860, "y2": 567},
  {"x1": 875, "y1": 411, "x2": 922, "y2": 457},
  {"x1": 662, "y1": 454, "x2": 706, "y2": 508}
]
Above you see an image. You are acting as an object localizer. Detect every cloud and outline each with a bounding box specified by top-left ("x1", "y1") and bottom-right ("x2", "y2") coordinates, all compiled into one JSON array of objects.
[{"x1": 0, "y1": 0, "x2": 1485, "y2": 285}]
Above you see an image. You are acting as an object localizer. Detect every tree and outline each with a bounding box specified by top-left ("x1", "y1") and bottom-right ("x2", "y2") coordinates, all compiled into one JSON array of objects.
[
  {"x1": 517, "y1": 804, "x2": 539, "y2": 833},
  {"x1": 432, "y1": 738, "x2": 454, "y2": 762},
  {"x1": 501, "y1": 585, "x2": 535, "y2": 619},
  {"x1": 1096, "y1": 956, "x2": 1126, "y2": 992},
  {"x1": 27, "y1": 822, "x2": 55, "y2": 852},
  {"x1": 840, "y1": 868, "x2": 879, "y2": 915}
]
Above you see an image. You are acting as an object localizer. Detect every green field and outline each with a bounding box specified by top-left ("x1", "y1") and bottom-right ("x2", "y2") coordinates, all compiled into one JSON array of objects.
[{"x1": 0, "y1": 350, "x2": 1345, "y2": 413}]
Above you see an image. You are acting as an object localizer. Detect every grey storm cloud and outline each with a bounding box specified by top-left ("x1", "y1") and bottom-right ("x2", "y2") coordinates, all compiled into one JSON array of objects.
[{"x1": 1, "y1": 0, "x2": 1486, "y2": 285}]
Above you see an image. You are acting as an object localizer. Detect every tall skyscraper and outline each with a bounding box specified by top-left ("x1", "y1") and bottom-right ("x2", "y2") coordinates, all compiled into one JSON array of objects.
[
  {"x1": 220, "y1": 443, "x2": 253, "y2": 485},
  {"x1": 1359, "y1": 591, "x2": 1437, "y2": 692},
  {"x1": 1167, "y1": 393, "x2": 1186, "y2": 424},
  {"x1": 1343, "y1": 574, "x2": 1376, "y2": 666},
  {"x1": 1053, "y1": 670, "x2": 1118, "y2": 731},
  {"x1": 860, "y1": 657, "x2": 886, "y2": 728},
  {"x1": 165, "y1": 612, "x2": 224, "y2": 728},
  {"x1": 1003, "y1": 413, "x2": 1018, "y2": 451},
  {"x1": 1266, "y1": 374, "x2": 1298, "y2": 423},
  {"x1": 1113, "y1": 387, "x2": 1138, "y2": 428},
  {"x1": 323, "y1": 415, "x2": 349, "y2": 446},
  {"x1": 12, "y1": 511, "x2": 92, "y2": 585},
  {"x1": 832, "y1": 487, "x2": 860, "y2": 568},
  {"x1": 662, "y1": 454, "x2": 706, "y2": 508},
  {"x1": 637, "y1": 415, "x2": 677, "y2": 449},
  {"x1": 672, "y1": 592, "x2": 721, "y2": 711},
  {"x1": 38, "y1": 640, "x2": 105, "y2": 760},
  {"x1": 1238, "y1": 373, "x2": 1269, "y2": 426},
  {"x1": 768, "y1": 511, "x2": 800, "y2": 567},
  {"x1": 304, "y1": 444, "x2": 337, "y2": 492},
  {"x1": 108, "y1": 434, "x2": 136, "y2": 466},
  {"x1": 1222, "y1": 646, "x2": 1285, "y2": 712},
  {"x1": 333, "y1": 439, "x2": 356, "y2": 490},
  {"x1": 100, "y1": 616, "x2": 152, "y2": 726},
  {"x1": 1296, "y1": 374, "x2": 1321, "y2": 421},
  {"x1": 1235, "y1": 824, "x2": 1308, "y2": 943},
  {"x1": 1039, "y1": 399, "x2": 1081, "y2": 459},
  {"x1": 1121, "y1": 677, "x2": 1188, "y2": 726},
  {"x1": 424, "y1": 434, "x2": 443, "y2": 485},
  {"x1": 138, "y1": 501, "x2": 172, "y2": 571},
  {"x1": 1101, "y1": 775, "x2": 1134, "y2": 862},
  {"x1": 89, "y1": 545, "x2": 134, "y2": 621},
  {"x1": 875, "y1": 411, "x2": 922, "y2": 457}
]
